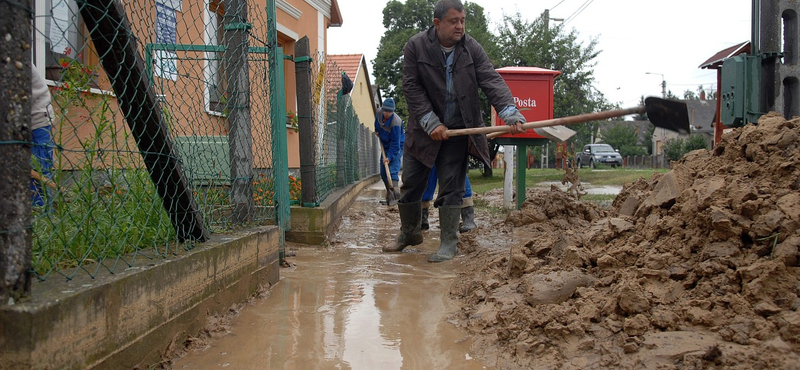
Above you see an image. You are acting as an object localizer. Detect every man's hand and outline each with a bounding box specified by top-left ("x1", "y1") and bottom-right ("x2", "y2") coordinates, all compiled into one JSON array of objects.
[
  {"x1": 430, "y1": 125, "x2": 449, "y2": 141},
  {"x1": 505, "y1": 110, "x2": 527, "y2": 135},
  {"x1": 383, "y1": 157, "x2": 390, "y2": 164},
  {"x1": 507, "y1": 122, "x2": 525, "y2": 135}
]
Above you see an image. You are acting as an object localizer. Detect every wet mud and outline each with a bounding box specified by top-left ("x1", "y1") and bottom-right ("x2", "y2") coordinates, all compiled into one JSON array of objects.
[
  {"x1": 168, "y1": 185, "x2": 490, "y2": 369},
  {"x1": 450, "y1": 113, "x2": 800, "y2": 369}
]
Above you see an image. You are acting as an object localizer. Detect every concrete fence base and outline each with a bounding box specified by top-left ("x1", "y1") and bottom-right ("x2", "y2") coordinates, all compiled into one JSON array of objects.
[{"x1": 0, "y1": 226, "x2": 280, "y2": 370}]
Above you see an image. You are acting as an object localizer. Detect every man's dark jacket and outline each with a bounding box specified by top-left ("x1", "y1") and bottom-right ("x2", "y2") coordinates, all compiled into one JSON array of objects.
[{"x1": 402, "y1": 26, "x2": 515, "y2": 168}]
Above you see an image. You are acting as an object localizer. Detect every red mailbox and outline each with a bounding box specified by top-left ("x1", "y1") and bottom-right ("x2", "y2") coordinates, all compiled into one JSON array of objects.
[{"x1": 492, "y1": 67, "x2": 561, "y2": 140}]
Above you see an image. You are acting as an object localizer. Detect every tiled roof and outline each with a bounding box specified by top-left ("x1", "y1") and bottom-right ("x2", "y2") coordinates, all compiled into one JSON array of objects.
[
  {"x1": 685, "y1": 99, "x2": 717, "y2": 132},
  {"x1": 699, "y1": 41, "x2": 750, "y2": 69},
  {"x1": 326, "y1": 54, "x2": 363, "y2": 93}
]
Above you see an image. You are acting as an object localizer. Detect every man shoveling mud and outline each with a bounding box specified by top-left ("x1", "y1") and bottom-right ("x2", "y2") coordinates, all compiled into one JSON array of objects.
[
  {"x1": 375, "y1": 98, "x2": 403, "y2": 206},
  {"x1": 384, "y1": 0, "x2": 526, "y2": 262}
]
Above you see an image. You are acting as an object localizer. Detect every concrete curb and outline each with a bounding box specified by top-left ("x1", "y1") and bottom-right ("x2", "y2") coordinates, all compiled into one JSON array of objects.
[{"x1": 287, "y1": 175, "x2": 381, "y2": 244}]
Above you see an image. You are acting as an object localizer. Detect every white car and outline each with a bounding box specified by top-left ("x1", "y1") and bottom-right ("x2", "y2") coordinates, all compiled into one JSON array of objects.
[{"x1": 576, "y1": 144, "x2": 622, "y2": 168}]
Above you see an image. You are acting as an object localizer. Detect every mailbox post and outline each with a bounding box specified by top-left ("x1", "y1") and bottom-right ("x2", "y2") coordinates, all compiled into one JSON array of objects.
[{"x1": 492, "y1": 67, "x2": 561, "y2": 209}]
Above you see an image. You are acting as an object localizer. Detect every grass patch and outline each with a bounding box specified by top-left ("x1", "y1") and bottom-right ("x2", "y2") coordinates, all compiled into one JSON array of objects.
[
  {"x1": 470, "y1": 167, "x2": 667, "y2": 211},
  {"x1": 469, "y1": 167, "x2": 669, "y2": 196}
]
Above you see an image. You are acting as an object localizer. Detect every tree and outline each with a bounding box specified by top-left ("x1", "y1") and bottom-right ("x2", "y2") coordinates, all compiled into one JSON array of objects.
[
  {"x1": 666, "y1": 90, "x2": 680, "y2": 100},
  {"x1": 683, "y1": 85, "x2": 715, "y2": 100},
  {"x1": 662, "y1": 134, "x2": 709, "y2": 161},
  {"x1": 496, "y1": 12, "x2": 605, "y2": 120},
  {"x1": 494, "y1": 11, "x2": 610, "y2": 152},
  {"x1": 633, "y1": 96, "x2": 648, "y2": 120},
  {"x1": 599, "y1": 123, "x2": 647, "y2": 157}
]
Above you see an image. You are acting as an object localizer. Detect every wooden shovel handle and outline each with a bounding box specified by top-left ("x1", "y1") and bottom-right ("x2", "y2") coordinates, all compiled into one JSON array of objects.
[
  {"x1": 31, "y1": 170, "x2": 58, "y2": 190},
  {"x1": 376, "y1": 133, "x2": 394, "y2": 189},
  {"x1": 447, "y1": 106, "x2": 645, "y2": 138}
]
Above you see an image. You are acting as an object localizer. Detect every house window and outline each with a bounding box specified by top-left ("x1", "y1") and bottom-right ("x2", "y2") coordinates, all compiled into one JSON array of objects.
[
  {"x1": 35, "y1": 0, "x2": 91, "y2": 82},
  {"x1": 205, "y1": 0, "x2": 227, "y2": 115}
]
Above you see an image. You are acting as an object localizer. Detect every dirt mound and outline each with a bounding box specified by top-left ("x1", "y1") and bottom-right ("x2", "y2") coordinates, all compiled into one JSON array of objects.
[{"x1": 453, "y1": 113, "x2": 800, "y2": 369}]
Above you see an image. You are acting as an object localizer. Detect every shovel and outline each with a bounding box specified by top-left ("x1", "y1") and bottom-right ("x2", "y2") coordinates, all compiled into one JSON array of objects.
[
  {"x1": 378, "y1": 140, "x2": 401, "y2": 206},
  {"x1": 447, "y1": 97, "x2": 690, "y2": 138}
]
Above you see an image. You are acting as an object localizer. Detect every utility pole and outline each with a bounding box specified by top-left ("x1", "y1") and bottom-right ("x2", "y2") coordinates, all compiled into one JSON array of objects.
[
  {"x1": 542, "y1": 9, "x2": 564, "y2": 27},
  {"x1": 646, "y1": 72, "x2": 666, "y2": 98},
  {"x1": 646, "y1": 72, "x2": 668, "y2": 164},
  {"x1": 0, "y1": 0, "x2": 33, "y2": 304}
]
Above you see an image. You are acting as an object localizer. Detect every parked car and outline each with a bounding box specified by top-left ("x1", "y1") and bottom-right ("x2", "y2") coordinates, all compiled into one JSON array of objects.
[{"x1": 576, "y1": 144, "x2": 622, "y2": 168}]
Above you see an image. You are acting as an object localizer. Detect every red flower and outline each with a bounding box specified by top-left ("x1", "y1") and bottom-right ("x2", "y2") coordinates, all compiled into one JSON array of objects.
[{"x1": 60, "y1": 60, "x2": 69, "y2": 68}]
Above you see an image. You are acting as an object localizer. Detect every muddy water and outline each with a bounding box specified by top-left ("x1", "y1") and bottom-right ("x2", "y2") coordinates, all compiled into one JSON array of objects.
[{"x1": 172, "y1": 181, "x2": 490, "y2": 370}]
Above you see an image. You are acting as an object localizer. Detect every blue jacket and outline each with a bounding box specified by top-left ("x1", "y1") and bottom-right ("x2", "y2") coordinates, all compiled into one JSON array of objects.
[{"x1": 375, "y1": 112, "x2": 404, "y2": 162}]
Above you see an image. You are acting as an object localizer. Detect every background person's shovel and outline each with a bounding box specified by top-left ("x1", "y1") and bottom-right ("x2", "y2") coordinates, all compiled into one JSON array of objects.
[
  {"x1": 378, "y1": 142, "x2": 401, "y2": 206},
  {"x1": 448, "y1": 97, "x2": 690, "y2": 139}
]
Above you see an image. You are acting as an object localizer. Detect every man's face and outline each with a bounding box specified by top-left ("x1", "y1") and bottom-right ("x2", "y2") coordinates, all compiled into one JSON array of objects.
[
  {"x1": 434, "y1": 8, "x2": 466, "y2": 47},
  {"x1": 382, "y1": 110, "x2": 393, "y2": 119}
]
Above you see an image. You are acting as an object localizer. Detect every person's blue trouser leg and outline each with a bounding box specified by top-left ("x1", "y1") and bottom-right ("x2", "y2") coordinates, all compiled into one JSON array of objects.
[
  {"x1": 31, "y1": 126, "x2": 53, "y2": 207},
  {"x1": 464, "y1": 174, "x2": 472, "y2": 199},
  {"x1": 422, "y1": 165, "x2": 438, "y2": 203},
  {"x1": 423, "y1": 165, "x2": 470, "y2": 204},
  {"x1": 388, "y1": 149, "x2": 402, "y2": 183}
]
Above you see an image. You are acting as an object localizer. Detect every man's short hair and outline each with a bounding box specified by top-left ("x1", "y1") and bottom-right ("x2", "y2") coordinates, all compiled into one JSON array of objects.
[{"x1": 434, "y1": 0, "x2": 464, "y2": 20}]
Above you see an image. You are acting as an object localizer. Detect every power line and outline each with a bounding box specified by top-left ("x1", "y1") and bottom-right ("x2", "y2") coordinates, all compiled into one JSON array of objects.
[
  {"x1": 550, "y1": 0, "x2": 567, "y2": 11},
  {"x1": 563, "y1": 0, "x2": 594, "y2": 25}
]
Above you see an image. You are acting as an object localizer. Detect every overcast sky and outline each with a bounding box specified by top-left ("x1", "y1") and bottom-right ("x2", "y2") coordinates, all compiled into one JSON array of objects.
[{"x1": 327, "y1": 0, "x2": 753, "y2": 108}]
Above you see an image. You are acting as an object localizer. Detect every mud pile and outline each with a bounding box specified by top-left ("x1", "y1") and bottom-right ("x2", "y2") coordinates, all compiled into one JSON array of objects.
[{"x1": 453, "y1": 112, "x2": 800, "y2": 369}]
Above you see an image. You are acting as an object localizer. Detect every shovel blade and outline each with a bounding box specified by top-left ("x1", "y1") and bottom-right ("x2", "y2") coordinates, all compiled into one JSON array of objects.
[{"x1": 645, "y1": 97, "x2": 691, "y2": 135}]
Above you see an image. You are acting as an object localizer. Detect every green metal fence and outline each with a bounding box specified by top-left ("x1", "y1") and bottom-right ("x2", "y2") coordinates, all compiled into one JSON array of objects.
[
  {"x1": 25, "y1": 0, "x2": 290, "y2": 281},
  {"x1": 301, "y1": 53, "x2": 380, "y2": 205}
]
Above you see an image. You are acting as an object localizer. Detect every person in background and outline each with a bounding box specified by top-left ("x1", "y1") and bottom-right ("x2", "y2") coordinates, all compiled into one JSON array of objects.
[
  {"x1": 30, "y1": 63, "x2": 55, "y2": 208},
  {"x1": 375, "y1": 97, "x2": 404, "y2": 206},
  {"x1": 420, "y1": 167, "x2": 475, "y2": 233},
  {"x1": 385, "y1": 0, "x2": 526, "y2": 262}
]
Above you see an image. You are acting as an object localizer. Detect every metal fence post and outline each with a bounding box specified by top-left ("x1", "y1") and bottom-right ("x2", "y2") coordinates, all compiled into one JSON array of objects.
[
  {"x1": 336, "y1": 95, "x2": 346, "y2": 187},
  {"x1": 0, "y1": 0, "x2": 33, "y2": 303},
  {"x1": 359, "y1": 126, "x2": 366, "y2": 179},
  {"x1": 267, "y1": 0, "x2": 289, "y2": 263},
  {"x1": 294, "y1": 37, "x2": 317, "y2": 206}
]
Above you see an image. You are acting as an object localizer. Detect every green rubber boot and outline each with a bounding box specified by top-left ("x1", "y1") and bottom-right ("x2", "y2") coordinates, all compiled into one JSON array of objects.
[
  {"x1": 459, "y1": 206, "x2": 476, "y2": 233},
  {"x1": 428, "y1": 206, "x2": 460, "y2": 262},
  {"x1": 383, "y1": 201, "x2": 424, "y2": 252}
]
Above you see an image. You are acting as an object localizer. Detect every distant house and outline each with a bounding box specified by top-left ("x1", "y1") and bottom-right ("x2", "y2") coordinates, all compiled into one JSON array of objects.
[
  {"x1": 651, "y1": 99, "x2": 717, "y2": 154},
  {"x1": 326, "y1": 54, "x2": 380, "y2": 130},
  {"x1": 686, "y1": 99, "x2": 717, "y2": 147},
  {"x1": 33, "y1": 0, "x2": 343, "y2": 172}
]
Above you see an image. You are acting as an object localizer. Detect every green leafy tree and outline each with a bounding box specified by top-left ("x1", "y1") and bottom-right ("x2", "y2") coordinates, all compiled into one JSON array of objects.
[
  {"x1": 633, "y1": 96, "x2": 648, "y2": 120},
  {"x1": 662, "y1": 134, "x2": 709, "y2": 161},
  {"x1": 494, "y1": 11, "x2": 610, "y2": 151},
  {"x1": 684, "y1": 85, "x2": 715, "y2": 100},
  {"x1": 599, "y1": 123, "x2": 646, "y2": 157},
  {"x1": 666, "y1": 90, "x2": 680, "y2": 100},
  {"x1": 496, "y1": 12, "x2": 605, "y2": 120}
]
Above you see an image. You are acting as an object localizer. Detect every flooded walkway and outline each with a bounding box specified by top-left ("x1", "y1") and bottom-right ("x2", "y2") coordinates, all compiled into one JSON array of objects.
[{"x1": 171, "y1": 181, "x2": 489, "y2": 369}]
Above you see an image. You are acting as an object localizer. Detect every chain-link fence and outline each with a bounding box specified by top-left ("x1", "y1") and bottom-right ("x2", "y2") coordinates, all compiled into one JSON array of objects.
[
  {"x1": 23, "y1": 0, "x2": 291, "y2": 281},
  {"x1": 292, "y1": 51, "x2": 380, "y2": 206}
]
